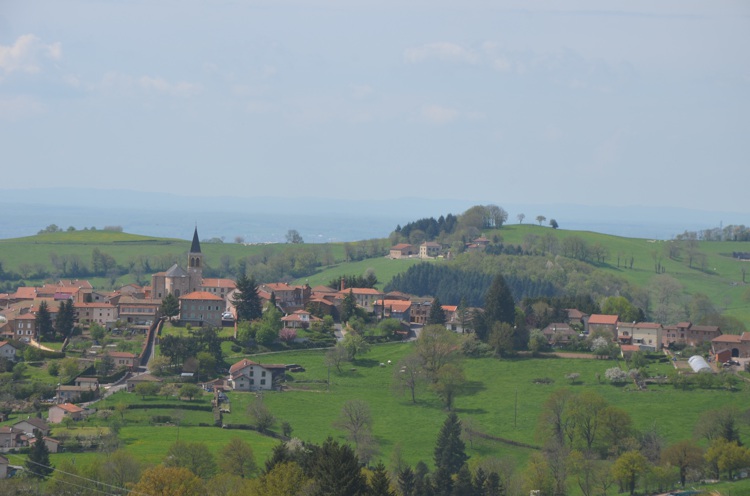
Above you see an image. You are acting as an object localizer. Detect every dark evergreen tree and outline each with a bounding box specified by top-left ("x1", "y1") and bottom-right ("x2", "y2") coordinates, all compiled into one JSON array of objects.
[
  {"x1": 55, "y1": 299, "x2": 76, "y2": 339},
  {"x1": 484, "y1": 472, "x2": 502, "y2": 496},
  {"x1": 232, "y1": 274, "x2": 262, "y2": 322},
  {"x1": 369, "y1": 462, "x2": 396, "y2": 496},
  {"x1": 427, "y1": 297, "x2": 447, "y2": 326},
  {"x1": 341, "y1": 289, "x2": 357, "y2": 324},
  {"x1": 310, "y1": 437, "x2": 368, "y2": 496},
  {"x1": 414, "y1": 461, "x2": 434, "y2": 496},
  {"x1": 434, "y1": 413, "x2": 468, "y2": 481},
  {"x1": 269, "y1": 291, "x2": 277, "y2": 310},
  {"x1": 452, "y1": 464, "x2": 476, "y2": 496},
  {"x1": 483, "y1": 274, "x2": 515, "y2": 327},
  {"x1": 35, "y1": 300, "x2": 54, "y2": 341},
  {"x1": 472, "y1": 467, "x2": 487, "y2": 496},
  {"x1": 161, "y1": 293, "x2": 180, "y2": 322},
  {"x1": 26, "y1": 429, "x2": 53, "y2": 478},
  {"x1": 398, "y1": 466, "x2": 416, "y2": 496}
]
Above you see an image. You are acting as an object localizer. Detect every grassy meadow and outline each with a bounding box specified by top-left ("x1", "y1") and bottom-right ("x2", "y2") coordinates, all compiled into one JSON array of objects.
[{"x1": 36, "y1": 343, "x2": 749, "y2": 476}]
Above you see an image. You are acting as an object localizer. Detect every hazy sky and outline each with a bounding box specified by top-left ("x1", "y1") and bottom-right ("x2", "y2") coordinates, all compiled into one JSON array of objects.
[{"x1": 2, "y1": 1, "x2": 749, "y2": 213}]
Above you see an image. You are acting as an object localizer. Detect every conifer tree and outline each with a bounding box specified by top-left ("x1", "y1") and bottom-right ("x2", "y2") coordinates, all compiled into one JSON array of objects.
[
  {"x1": 26, "y1": 429, "x2": 53, "y2": 478},
  {"x1": 35, "y1": 300, "x2": 54, "y2": 341},
  {"x1": 232, "y1": 274, "x2": 262, "y2": 322},
  {"x1": 427, "y1": 297, "x2": 447, "y2": 325},
  {"x1": 161, "y1": 293, "x2": 180, "y2": 321},
  {"x1": 341, "y1": 289, "x2": 357, "y2": 324},
  {"x1": 369, "y1": 462, "x2": 396, "y2": 496},
  {"x1": 434, "y1": 413, "x2": 468, "y2": 478},
  {"x1": 55, "y1": 299, "x2": 76, "y2": 339},
  {"x1": 310, "y1": 437, "x2": 368, "y2": 496},
  {"x1": 451, "y1": 464, "x2": 475, "y2": 496},
  {"x1": 397, "y1": 466, "x2": 416, "y2": 496},
  {"x1": 484, "y1": 274, "x2": 515, "y2": 326}
]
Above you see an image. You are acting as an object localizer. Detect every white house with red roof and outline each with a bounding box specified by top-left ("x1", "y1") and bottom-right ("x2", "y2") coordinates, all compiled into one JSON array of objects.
[
  {"x1": 228, "y1": 358, "x2": 286, "y2": 391},
  {"x1": 0, "y1": 341, "x2": 17, "y2": 361},
  {"x1": 617, "y1": 322, "x2": 663, "y2": 351},
  {"x1": 281, "y1": 309, "x2": 321, "y2": 329},
  {"x1": 339, "y1": 287, "x2": 383, "y2": 312},
  {"x1": 74, "y1": 302, "x2": 118, "y2": 326}
]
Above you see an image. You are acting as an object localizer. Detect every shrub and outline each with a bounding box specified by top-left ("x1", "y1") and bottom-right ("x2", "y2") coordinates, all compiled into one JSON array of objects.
[{"x1": 605, "y1": 367, "x2": 628, "y2": 384}]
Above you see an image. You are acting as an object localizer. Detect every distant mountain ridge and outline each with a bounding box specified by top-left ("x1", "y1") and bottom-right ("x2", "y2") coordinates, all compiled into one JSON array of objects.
[{"x1": 1, "y1": 188, "x2": 746, "y2": 242}]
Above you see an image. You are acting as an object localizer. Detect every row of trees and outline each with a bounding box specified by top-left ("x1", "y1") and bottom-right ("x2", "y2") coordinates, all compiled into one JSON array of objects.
[{"x1": 36, "y1": 299, "x2": 76, "y2": 341}]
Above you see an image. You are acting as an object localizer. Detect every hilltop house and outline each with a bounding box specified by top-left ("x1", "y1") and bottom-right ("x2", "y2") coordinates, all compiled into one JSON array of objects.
[
  {"x1": 389, "y1": 243, "x2": 414, "y2": 259},
  {"x1": 587, "y1": 314, "x2": 619, "y2": 340},
  {"x1": 48, "y1": 403, "x2": 85, "y2": 424},
  {"x1": 618, "y1": 322, "x2": 663, "y2": 351}
]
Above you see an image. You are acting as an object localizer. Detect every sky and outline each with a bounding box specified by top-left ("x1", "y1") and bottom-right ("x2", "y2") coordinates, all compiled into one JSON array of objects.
[{"x1": 1, "y1": 0, "x2": 749, "y2": 214}]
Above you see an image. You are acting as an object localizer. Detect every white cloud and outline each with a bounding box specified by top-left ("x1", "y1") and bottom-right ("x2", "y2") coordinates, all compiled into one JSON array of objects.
[
  {"x1": 404, "y1": 42, "x2": 479, "y2": 64},
  {"x1": 421, "y1": 104, "x2": 459, "y2": 124},
  {"x1": 0, "y1": 34, "x2": 62, "y2": 78}
]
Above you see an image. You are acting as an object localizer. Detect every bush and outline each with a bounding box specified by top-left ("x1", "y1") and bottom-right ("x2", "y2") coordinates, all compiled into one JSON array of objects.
[
  {"x1": 605, "y1": 367, "x2": 628, "y2": 384},
  {"x1": 151, "y1": 415, "x2": 172, "y2": 424}
]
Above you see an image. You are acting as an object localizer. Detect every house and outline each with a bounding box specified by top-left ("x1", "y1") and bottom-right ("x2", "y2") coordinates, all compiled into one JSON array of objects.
[
  {"x1": 108, "y1": 351, "x2": 138, "y2": 370},
  {"x1": 0, "y1": 341, "x2": 17, "y2": 361},
  {"x1": 74, "y1": 377, "x2": 99, "y2": 389},
  {"x1": 618, "y1": 322, "x2": 663, "y2": 351},
  {"x1": 14, "y1": 313, "x2": 37, "y2": 342},
  {"x1": 48, "y1": 403, "x2": 84, "y2": 424},
  {"x1": 339, "y1": 288, "x2": 384, "y2": 312},
  {"x1": 587, "y1": 314, "x2": 619, "y2": 340},
  {"x1": 711, "y1": 333, "x2": 750, "y2": 358},
  {"x1": 281, "y1": 310, "x2": 321, "y2": 329},
  {"x1": 409, "y1": 298, "x2": 433, "y2": 325},
  {"x1": 200, "y1": 278, "x2": 237, "y2": 299},
  {"x1": 126, "y1": 373, "x2": 162, "y2": 392},
  {"x1": 373, "y1": 299, "x2": 412, "y2": 323},
  {"x1": 179, "y1": 291, "x2": 225, "y2": 328},
  {"x1": 228, "y1": 358, "x2": 286, "y2": 391},
  {"x1": 74, "y1": 302, "x2": 118, "y2": 326},
  {"x1": 29, "y1": 436, "x2": 60, "y2": 454},
  {"x1": 56, "y1": 384, "x2": 98, "y2": 403},
  {"x1": 114, "y1": 295, "x2": 161, "y2": 326},
  {"x1": 258, "y1": 283, "x2": 311, "y2": 312},
  {"x1": 389, "y1": 243, "x2": 414, "y2": 259},
  {"x1": 565, "y1": 308, "x2": 588, "y2": 327},
  {"x1": 13, "y1": 417, "x2": 50, "y2": 437},
  {"x1": 542, "y1": 323, "x2": 578, "y2": 346},
  {"x1": 0, "y1": 426, "x2": 24, "y2": 450},
  {"x1": 663, "y1": 322, "x2": 722, "y2": 347},
  {"x1": 419, "y1": 242, "x2": 441, "y2": 258}
]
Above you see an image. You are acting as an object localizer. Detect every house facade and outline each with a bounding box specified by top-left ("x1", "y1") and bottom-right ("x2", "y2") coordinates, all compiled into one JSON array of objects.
[
  {"x1": 618, "y1": 322, "x2": 663, "y2": 351},
  {"x1": 419, "y1": 242, "x2": 441, "y2": 258},
  {"x1": 389, "y1": 243, "x2": 414, "y2": 259},
  {"x1": 0, "y1": 341, "x2": 17, "y2": 361},
  {"x1": 228, "y1": 358, "x2": 286, "y2": 391},
  {"x1": 587, "y1": 314, "x2": 619, "y2": 340},
  {"x1": 179, "y1": 291, "x2": 225, "y2": 328},
  {"x1": 711, "y1": 333, "x2": 750, "y2": 358},
  {"x1": 48, "y1": 403, "x2": 84, "y2": 424},
  {"x1": 74, "y1": 302, "x2": 118, "y2": 326}
]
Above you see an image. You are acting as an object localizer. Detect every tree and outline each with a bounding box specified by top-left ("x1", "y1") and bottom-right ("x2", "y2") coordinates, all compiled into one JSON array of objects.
[
  {"x1": 310, "y1": 437, "x2": 369, "y2": 496},
  {"x1": 392, "y1": 353, "x2": 425, "y2": 403},
  {"x1": 341, "y1": 289, "x2": 358, "y2": 324},
  {"x1": 35, "y1": 300, "x2": 54, "y2": 341},
  {"x1": 97, "y1": 449, "x2": 143, "y2": 490},
  {"x1": 432, "y1": 363, "x2": 466, "y2": 411},
  {"x1": 335, "y1": 399, "x2": 373, "y2": 450},
  {"x1": 427, "y1": 297, "x2": 447, "y2": 325},
  {"x1": 164, "y1": 440, "x2": 216, "y2": 478},
  {"x1": 325, "y1": 343, "x2": 350, "y2": 374},
  {"x1": 342, "y1": 332, "x2": 371, "y2": 361},
  {"x1": 600, "y1": 296, "x2": 643, "y2": 324},
  {"x1": 517, "y1": 213, "x2": 525, "y2": 224},
  {"x1": 695, "y1": 406, "x2": 742, "y2": 444},
  {"x1": 483, "y1": 274, "x2": 515, "y2": 329},
  {"x1": 26, "y1": 429, "x2": 53, "y2": 478},
  {"x1": 370, "y1": 462, "x2": 396, "y2": 496},
  {"x1": 135, "y1": 381, "x2": 160, "y2": 400},
  {"x1": 132, "y1": 465, "x2": 205, "y2": 496},
  {"x1": 662, "y1": 440, "x2": 704, "y2": 487},
  {"x1": 537, "y1": 388, "x2": 573, "y2": 448},
  {"x1": 488, "y1": 322, "x2": 514, "y2": 357},
  {"x1": 549, "y1": 219, "x2": 559, "y2": 229},
  {"x1": 285, "y1": 229, "x2": 304, "y2": 244},
  {"x1": 162, "y1": 293, "x2": 180, "y2": 322},
  {"x1": 414, "y1": 325, "x2": 460, "y2": 381},
  {"x1": 55, "y1": 298, "x2": 76, "y2": 339},
  {"x1": 248, "y1": 396, "x2": 276, "y2": 433},
  {"x1": 397, "y1": 466, "x2": 416, "y2": 496},
  {"x1": 536, "y1": 215, "x2": 546, "y2": 226},
  {"x1": 180, "y1": 383, "x2": 202, "y2": 401},
  {"x1": 570, "y1": 391, "x2": 607, "y2": 450},
  {"x1": 219, "y1": 437, "x2": 257, "y2": 478},
  {"x1": 97, "y1": 353, "x2": 115, "y2": 376},
  {"x1": 250, "y1": 461, "x2": 310, "y2": 496},
  {"x1": 612, "y1": 450, "x2": 648, "y2": 496},
  {"x1": 232, "y1": 274, "x2": 263, "y2": 322},
  {"x1": 434, "y1": 413, "x2": 469, "y2": 478}
]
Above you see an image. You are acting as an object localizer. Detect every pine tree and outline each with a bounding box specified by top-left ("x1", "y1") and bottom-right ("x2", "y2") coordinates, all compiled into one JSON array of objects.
[
  {"x1": 161, "y1": 293, "x2": 180, "y2": 321},
  {"x1": 397, "y1": 466, "x2": 416, "y2": 496},
  {"x1": 310, "y1": 437, "x2": 368, "y2": 496},
  {"x1": 26, "y1": 429, "x2": 54, "y2": 478},
  {"x1": 232, "y1": 274, "x2": 262, "y2": 322},
  {"x1": 55, "y1": 299, "x2": 76, "y2": 339},
  {"x1": 434, "y1": 413, "x2": 468, "y2": 477},
  {"x1": 341, "y1": 289, "x2": 357, "y2": 324},
  {"x1": 35, "y1": 300, "x2": 54, "y2": 341},
  {"x1": 427, "y1": 297, "x2": 447, "y2": 325},
  {"x1": 369, "y1": 462, "x2": 396, "y2": 496},
  {"x1": 484, "y1": 274, "x2": 515, "y2": 327},
  {"x1": 451, "y1": 464, "x2": 475, "y2": 496}
]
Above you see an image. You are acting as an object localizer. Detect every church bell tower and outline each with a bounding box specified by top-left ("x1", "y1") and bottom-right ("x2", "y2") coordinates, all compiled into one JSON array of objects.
[{"x1": 188, "y1": 226, "x2": 203, "y2": 292}]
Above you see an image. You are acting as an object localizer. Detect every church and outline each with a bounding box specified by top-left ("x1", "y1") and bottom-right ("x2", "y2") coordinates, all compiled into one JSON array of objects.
[{"x1": 150, "y1": 227, "x2": 205, "y2": 299}]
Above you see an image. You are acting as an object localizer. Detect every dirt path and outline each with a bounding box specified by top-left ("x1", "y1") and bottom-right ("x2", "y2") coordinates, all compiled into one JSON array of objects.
[{"x1": 29, "y1": 339, "x2": 56, "y2": 352}]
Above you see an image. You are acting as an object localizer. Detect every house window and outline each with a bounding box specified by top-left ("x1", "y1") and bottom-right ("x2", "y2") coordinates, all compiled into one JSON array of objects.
[
  {"x1": 249, "y1": 379, "x2": 254, "y2": 385},
  {"x1": 261, "y1": 371, "x2": 266, "y2": 377},
  {"x1": 260, "y1": 379, "x2": 266, "y2": 385},
  {"x1": 249, "y1": 371, "x2": 254, "y2": 377}
]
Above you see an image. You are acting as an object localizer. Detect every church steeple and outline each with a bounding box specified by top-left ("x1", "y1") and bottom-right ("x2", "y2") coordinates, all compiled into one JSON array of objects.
[
  {"x1": 188, "y1": 226, "x2": 203, "y2": 292},
  {"x1": 190, "y1": 226, "x2": 202, "y2": 254}
]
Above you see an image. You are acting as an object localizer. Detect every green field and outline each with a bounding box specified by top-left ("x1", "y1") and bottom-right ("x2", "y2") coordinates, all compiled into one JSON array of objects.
[{"x1": 48, "y1": 344, "x2": 749, "y2": 475}]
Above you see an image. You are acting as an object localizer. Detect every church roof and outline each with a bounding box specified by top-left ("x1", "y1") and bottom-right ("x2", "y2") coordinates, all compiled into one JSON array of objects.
[
  {"x1": 165, "y1": 264, "x2": 188, "y2": 277},
  {"x1": 190, "y1": 227, "x2": 202, "y2": 254}
]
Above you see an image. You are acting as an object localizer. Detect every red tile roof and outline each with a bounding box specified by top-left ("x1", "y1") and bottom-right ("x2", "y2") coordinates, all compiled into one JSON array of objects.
[
  {"x1": 179, "y1": 291, "x2": 224, "y2": 301},
  {"x1": 588, "y1": 314, "x2": 618, "y2": 325},
  {"x1": 54, "y1": 403, "x2": 84, "y2": 413}
]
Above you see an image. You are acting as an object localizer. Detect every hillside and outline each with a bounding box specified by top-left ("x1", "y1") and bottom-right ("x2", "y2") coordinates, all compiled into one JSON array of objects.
[{"x1": 1, "y1": 224, "x2": 748, "y2": 327}]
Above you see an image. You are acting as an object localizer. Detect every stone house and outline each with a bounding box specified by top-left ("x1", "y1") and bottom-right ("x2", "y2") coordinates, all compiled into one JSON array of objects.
[
  {"x1": 228, "y1": 358, "x2": 286, "y2": 391},
  {"x1": 48, "y1": 403, "x2": 84, "y2": 424}
]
